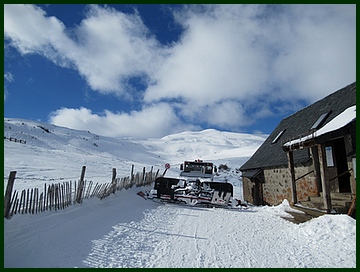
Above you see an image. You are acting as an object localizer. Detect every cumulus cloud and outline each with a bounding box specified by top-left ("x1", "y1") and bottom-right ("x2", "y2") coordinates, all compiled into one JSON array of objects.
[
  {"x1": 4, "y1": 4, "x2": 66, "y2": 54},
  {"x1": 67, "y1": 5, "x2": 165, "y2": 95},
  {"x1": 49, "y1": 104, "x2": 197, "y2": 138},
  {"x1": 4, "y1": 4, "x2": 356, "y2": 136},
  {"x1": 145, "y1": 4, "x2": 356, "y2": 128},
  {"x1": 268, "y1": 5, "x2": 356, "y2": 101},
  {"x1": 4, "y1": 4, "x2": 164, "y2": 95}
]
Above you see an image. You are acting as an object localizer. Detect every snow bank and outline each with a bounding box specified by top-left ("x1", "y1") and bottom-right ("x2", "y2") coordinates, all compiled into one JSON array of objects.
[
  {"x1": 4, "y1": 188, "x2": 356, "y2": 268},
  {"x1": 4, "y1": 119, "x2": 355, "y2": 268}
]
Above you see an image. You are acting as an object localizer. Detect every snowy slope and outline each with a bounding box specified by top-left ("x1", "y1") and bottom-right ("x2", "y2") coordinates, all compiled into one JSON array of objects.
[
  {"x1": 4, "y1": 186, "x2": 356, "y2": 268},
  {"x1": 4, "y1": 118, "x2": 266, "y2": 194},
  {"x1": 3, "y1": 118, "x2": 356, "y2": 268}
]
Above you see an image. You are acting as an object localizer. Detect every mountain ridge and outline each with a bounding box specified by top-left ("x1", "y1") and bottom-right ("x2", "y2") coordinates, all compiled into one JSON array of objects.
[{"x1": 4, "y1": 118, "x2": 267, "y2": 191}]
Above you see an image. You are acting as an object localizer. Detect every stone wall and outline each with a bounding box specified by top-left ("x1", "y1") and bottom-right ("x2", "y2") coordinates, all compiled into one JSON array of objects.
[
  {"x1": 263, "y1": 165, "x2": 318, "y2": 205},
  {"x1": 242, "y1": 164, "x2": 319, "y2": 206}
]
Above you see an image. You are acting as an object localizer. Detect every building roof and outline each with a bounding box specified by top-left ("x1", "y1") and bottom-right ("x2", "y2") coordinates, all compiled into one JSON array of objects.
[
  {"x1": 240, "y1": 82, "x2": 356, "y2": 171},
  {"x1": 283, "y1": 105, "x2": 356, "y2": 150}
]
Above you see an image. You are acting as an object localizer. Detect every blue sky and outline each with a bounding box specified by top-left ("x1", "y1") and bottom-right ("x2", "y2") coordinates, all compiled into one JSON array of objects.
[{"x1": 4, "y1": 4, "x2": 356, "y2": 138}]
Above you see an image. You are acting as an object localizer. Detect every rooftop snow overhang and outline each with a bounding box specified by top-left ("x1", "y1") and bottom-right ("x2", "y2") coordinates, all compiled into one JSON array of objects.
[{"x1": 282, "y1": 105, "x2": 356, "y2": 152}]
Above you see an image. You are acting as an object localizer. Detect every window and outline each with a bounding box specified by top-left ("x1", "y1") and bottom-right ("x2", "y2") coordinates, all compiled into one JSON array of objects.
[
  {"x1": 271, "y1": 129, "x2": 286, "y2": 144},
  {"x1": 310, "y1": 111, "x2": 332, "y2": 130}
]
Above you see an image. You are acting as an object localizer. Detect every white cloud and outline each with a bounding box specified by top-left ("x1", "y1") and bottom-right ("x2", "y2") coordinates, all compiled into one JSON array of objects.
[
  {"x1": 49, "y1": 104, "x2": 197, "y2": 138},
  {"x1": 269, "y1": 4, "x2": 356, "y2": 102},
  {"x1": 144, "y1": 4, "x2": 355, "y2": 130},
  {"x1": 144, "y1": 5, "x2": 269, "y2": 106},
  {"x1": 67, "y1": 5, "x2": 164, "y2": 94},
  {"x1": 4, "y1": 72, "x2": 14, "y2": 83},
  {"x1": 4, "y1": 4, "x2": 66, "y2": 54},
  {"x1": 4, "y1": 4, "x2": 356, "y2": 135},
  {"x1": 4, "y1": 72, "x2": 14, "y2": 101},
  {"x1": 4, "y1": 4, "x2": 165, "y2": 95}
]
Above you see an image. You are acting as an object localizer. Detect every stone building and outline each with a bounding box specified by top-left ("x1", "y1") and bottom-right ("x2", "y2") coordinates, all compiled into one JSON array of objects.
[{"x1": 240, "y1": 82, "x2": 356, "y2": 214}]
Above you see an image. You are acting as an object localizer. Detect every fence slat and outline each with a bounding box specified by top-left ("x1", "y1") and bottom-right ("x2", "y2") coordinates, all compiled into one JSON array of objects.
[
  {"x1": 5, "y1": 166, "x2": 158, "y2": 219},
  {"x1": 10, "y1": 191, "x2": 19, "y2": 217},
  {"x1": 19, "y1": 190, "x2": 25, "y2": 214},
  {"x1": 25, "y1": 189, "x2": 30, "y2": 214},
  {"x1": 39, "y1": 192, "x2": 44, "y2": 212},
  {"x1": 33, "y1": 188, "x2": 38, "y2": 214}
]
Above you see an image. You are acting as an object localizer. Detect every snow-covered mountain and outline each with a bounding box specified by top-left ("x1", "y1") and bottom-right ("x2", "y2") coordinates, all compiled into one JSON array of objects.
[
  {"x1": 4, "y1": 118, "x2": 356, "y2": 268},
  {"x1": 4, "y1": 118, "x2": 267, "y2": 193}
]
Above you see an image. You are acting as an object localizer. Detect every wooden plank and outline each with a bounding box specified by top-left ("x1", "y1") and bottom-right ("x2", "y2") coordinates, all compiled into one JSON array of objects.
[
  {"x1": 33, "y1": 188, "x2": 38, "y2": 214},
  {"x1": 67, "y1": 183, "x2": 70, "y2": 207},
  {"x1": 29, "y1": 188, "x2": 33, "y2": 214},
  {"x1": 4, "y1": 171, "x2": 16, "y2": 219},
  {"x1": 142, "y1": 167, "x2": 146, "y2": 184},
  {"x1": 131, "y1": 165, "x2": 134, "y2": 183},
  {"x1": 19, "y1": 190, "x2": 25, "y2": 214},
  {"x1": 65, "y1": 182, "x2": 69, "y2": 207},
  {"x1": 10, "y1": 191, "x2": 19, "y2": 217},
  {"x1": 286, "y1": 151, "x2": 297, "y2": 205},
  {"x1": 90, "y1": 183, "x2": 98, "y2": 198},
  {"x1": 75, "y1": 166, "x2": 86, "y2": 204},
  {"x1": 9, "y1": 189, "x2": 17, "y2": 215},
  {"x1": 58, "y1": 184, "x2": 62, "y2": 210},
  {"x1": 55, "y1": 184, "x2": 59, "y2": 211},
  {"x1": 13, "y1": 198, "x2": 19, "y2": 216},
  {"x1": 347, "y1": 195, "x2": 356, "y2": 216},
  {"x1": 43, "y1": 183, "x2": 47, "y2": 211},
  {"x1": 73, "y1": 181, "x2": 77, "y2": 204},
  {"x1": 39, "y1": 192, "x2": 44, "y2": 212},
  {"x1": 310, "y1": 146, "x2": 322, "y2": 195},
  {"x1": 50, "y1": 184, "x2": 54, "y2": 211},
  {"x1": 25, "y1": 189, "x2": 30, "y2": 214},
  {"x1": 318, "y1": 144, "x2": 332, "y2": 213},
  {"x1": 46, "y1": 184, "x2": 50, "y2": 210},
  {"x1": 85, "y1": 181, "x2": 92, "y2": 199}
]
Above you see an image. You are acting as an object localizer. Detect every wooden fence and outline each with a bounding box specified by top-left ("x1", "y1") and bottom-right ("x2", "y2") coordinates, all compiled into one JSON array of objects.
[{"x1": 4, "y1": 165, "x2": 160, "y2": 219}]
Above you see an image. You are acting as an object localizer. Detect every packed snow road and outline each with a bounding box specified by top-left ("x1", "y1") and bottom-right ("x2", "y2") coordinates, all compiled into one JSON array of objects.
[
  {"x1": 4, "y1": 186, "x2": 355, "y2": 268},
  {"x1": 82, "y1": 201, "x2": 355, "y2": 268}
]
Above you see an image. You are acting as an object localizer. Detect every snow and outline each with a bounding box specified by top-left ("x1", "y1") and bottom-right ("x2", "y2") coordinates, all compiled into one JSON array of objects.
[
  {"x1": 3, "y1": 118, "x2": 356, "y2": 268},
  {"x1": 283, "y1": 105, "x2": 356, "y2": 147}
]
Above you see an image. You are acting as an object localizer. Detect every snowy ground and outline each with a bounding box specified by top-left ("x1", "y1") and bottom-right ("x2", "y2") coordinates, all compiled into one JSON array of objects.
[
  {"x1": 3, "y1": 118, "x2": 356, "y2": 268},
  {"x1": 4, "y1": 186, "x2": 356, "y2": 268}
]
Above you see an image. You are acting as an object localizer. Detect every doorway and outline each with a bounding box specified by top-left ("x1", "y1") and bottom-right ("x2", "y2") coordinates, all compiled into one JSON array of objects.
[{"x1": 334, "y1": 138, "x2": 351, "y2": 193}]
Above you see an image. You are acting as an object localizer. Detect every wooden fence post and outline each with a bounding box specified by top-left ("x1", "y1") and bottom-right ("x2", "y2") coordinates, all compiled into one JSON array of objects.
[
  {"x1": 112, "y1": 168, "x2": 117, "y2": 194},
  {"x1": 4, "y1": 171, "x2": 16, "y2": 219},
  {"x1": 29, "y1": 188, "x2": 33, "y2": 214},
  {"x1": 5, "y1": 165, "x2": 160, "y2": 219},
  {"x1": 131, "y1": 165, "x2": 134, "y2": 183},
  {"x1": 43, "y1": 183, "x2": 47, "y2": 211},
  {"x1": 76, "y1": 166, "x2": 86, "y2": 204},
  {"x1": 142, "y1": 167, "x2": 146, "y2": 183}
]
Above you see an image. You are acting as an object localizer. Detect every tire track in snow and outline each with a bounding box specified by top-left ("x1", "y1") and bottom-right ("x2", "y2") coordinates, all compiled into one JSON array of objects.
[
  {"x1": 82, "y1": 206, "x2": 179, "y2": 268},
  {"x1": 81, "y1": 202, "x2": 355, "y2": 268}
]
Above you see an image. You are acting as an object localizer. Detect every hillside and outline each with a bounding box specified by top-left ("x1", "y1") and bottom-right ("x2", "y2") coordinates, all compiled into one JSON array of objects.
[
  {"x1": 4, "y1": 118, "x2": 267, "y2": 194},
  {"x1": 3, "y1": 118, "x2": 356, "y2": 268}
]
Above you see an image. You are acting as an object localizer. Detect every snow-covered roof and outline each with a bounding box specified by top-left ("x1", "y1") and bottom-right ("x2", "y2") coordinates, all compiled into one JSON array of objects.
[{"x1": 283, "y1": 105, "x2": 356, "y2": 148}]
